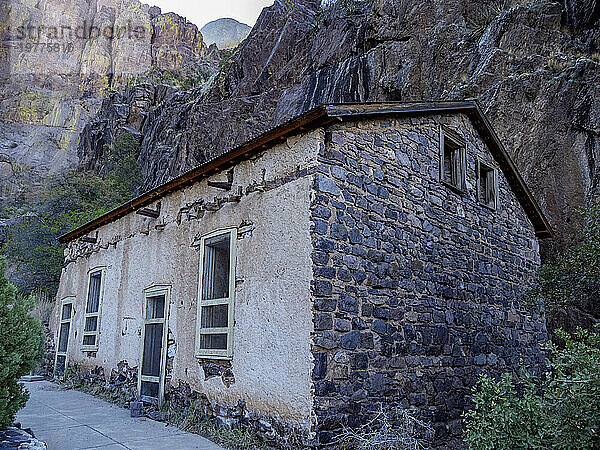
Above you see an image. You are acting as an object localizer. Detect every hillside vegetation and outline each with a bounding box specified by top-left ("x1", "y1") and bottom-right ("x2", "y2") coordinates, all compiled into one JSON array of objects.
[{"x1": 1, "y1": 133, "x2": 142, "y2": 293}]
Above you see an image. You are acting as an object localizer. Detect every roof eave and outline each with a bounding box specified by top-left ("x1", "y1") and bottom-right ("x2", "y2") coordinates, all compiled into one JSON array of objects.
[
  {"x1": 58, "y1": 105, "x2": 333, "y2": 244},
  {"x1": 59, "y1": 101, "x2": 553, "y2": 243}
]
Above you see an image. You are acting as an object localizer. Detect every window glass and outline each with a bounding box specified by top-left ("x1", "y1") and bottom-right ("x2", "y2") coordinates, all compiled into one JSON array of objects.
[
  {"x1": 86, "y1": 271, "x2": 102, "y2": 314},
  {"x1": 61, "y1": 303, "x2": 72, "y2": 320},
  {"x1": 197, "y1": 229, "x2": 235, "y2": 358},
  {"x1": 441, "y1": 131, "x2": 466, "y2": 191},
  {"x1": 58, "y1": 323, "x2": 70, "y2": 353},
  {"x1": 83, "y1": 269, "x2": 103, "y2": 349},
  {"x1": 198, "y1": 333, "x2": 228, "y2": 350},
  {"x1": 141, "y1": 323, "x2": 164, "y2": 377},
  {"x1": 141, "y1": 381, "x2": 159, "y2": 398},
  {"x1": 201, "y1": 304, "x2": 228, "y2": 328},
  {"x1": 84, "y1": 316, "x2": 98, "y2": 332},
  {"x1": 202, "y1": 234, "x2": 231, "y2": 301},
  {"x1": 146, "y1": 295, "x2": 166, "y2": 320},
  {"x1": 479, "y1": 163, "x2": 497, "y2": 208},
  {"x1": 55, "y1": 355, "x2": 66, "y2": 375}
]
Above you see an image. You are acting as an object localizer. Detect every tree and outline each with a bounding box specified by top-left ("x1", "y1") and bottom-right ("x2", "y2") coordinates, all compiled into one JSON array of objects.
[
  {"x1": 527, "y1": 202, "x2": 600, "y2": 332},
  {"x1": 0, "y1": 256, "x2": 44, "y2": 429},
  {"x1": 1, "y1": 131, "x2": 142, "y2": 293},
  {"x1": 463, "y1": 327, "x2": 600, "y2": 449}
]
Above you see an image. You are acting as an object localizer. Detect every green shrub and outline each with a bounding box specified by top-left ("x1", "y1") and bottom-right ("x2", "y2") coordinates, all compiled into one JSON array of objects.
[
  {"x1": 463, "y1": 327, "x2": 600, "y2": 449},
  {"x1": 527, "y1": 202, "x2": 600, "y2": 317},
  {"x1": 1, "y1": 132, "x2": 142, "y2": 293},
  {"x1": 0, "y1": 257, "x2": 44, "y2": 429}
]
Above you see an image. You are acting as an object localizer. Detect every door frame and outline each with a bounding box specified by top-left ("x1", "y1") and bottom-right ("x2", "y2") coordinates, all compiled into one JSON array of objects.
[
  {"x1": 54, "y1": 297, "x2": 75, "y2": 378},
  {"x1": 137, "y1": 285, "x2": 171, "y2": 405}
]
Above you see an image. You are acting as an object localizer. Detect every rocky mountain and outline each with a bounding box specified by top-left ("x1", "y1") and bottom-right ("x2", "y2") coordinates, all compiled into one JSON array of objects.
[
  {"x1": 0, "y1": 0, "x2": 217, "y2": 209},
  {"x1": 200, "y1": 18, "x2": 251, "y2": 49},
  {"x1": 84, "y1": 0, "x2": 597, "y2": 255},
  {"x1": 3, "y1": 0, "x2": 600, "y2": 259}
]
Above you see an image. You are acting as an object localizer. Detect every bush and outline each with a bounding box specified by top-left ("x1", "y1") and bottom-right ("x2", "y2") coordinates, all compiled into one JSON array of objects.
[
  {"x1": 527, "y1": 202, "x2": 600, "y2": 318},
  {"x1": 0, "y1": 257, "x2": 44, "y2": 429},
  {"x1": 463, "y1": 327, "x2": 600, "y2": 449},
  {"x1": 1, "y1": 132, "x2": 142, "y2": 293}
]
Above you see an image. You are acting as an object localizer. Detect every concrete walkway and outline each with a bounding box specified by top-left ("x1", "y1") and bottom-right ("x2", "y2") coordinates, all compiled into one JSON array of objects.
[{"x1": 16, "y1": 381, "x2": 225, "y2": 450}]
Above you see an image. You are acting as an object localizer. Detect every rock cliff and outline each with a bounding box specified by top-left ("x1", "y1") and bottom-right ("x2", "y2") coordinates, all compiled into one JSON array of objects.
[
  {"x1": 3, "y1": 0, "x2": 600, "y2": 255},
  {"x1": 0, "y1": 0, "x2": 214, "y2": 207},
  {"x1": 128, "y1": 0, "x2": 599, "y2": 253}
]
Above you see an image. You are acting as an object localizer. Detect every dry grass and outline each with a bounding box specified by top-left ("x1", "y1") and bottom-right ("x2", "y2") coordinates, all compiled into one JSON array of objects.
[
  {"x1": 30, "y1": 288, "x2": 55, "y2": 323},
  {"x1": 167, "y1": 401, "x2": 267, "y2": 450},
  {"x1": 332, "y1": 406, "x2": 433, "y2": 450},
  {"x1": 466, "y1": 0, "x2": 515, "y2": 37},
  {"x1": 466, "y1": 0, "x2": 541, "y2": 38},
  {"x1": 546, "y1": 52, "x2": 573, "y2": 73}
]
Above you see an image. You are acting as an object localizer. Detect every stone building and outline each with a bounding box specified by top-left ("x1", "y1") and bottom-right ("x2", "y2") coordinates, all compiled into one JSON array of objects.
[{"x1": 52, "y1": 102, "x2": 552, "y2": 447}]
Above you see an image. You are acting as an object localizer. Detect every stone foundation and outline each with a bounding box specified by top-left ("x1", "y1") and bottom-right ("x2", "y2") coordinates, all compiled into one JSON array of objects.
[
  {"x1": 40, "y1": 322, "x2": 55, "y2": 378},
  {"x1": 62, "y1": 363, "x2": 311, "y2": 448}
]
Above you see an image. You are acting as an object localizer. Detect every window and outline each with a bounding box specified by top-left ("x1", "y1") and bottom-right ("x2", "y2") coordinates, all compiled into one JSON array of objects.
[
  {"x1": 82, "y1": 268, "x2": 105, "y2": 351},
  {"x1": 478, "y1": 160, "x2": 498, "y2": 209},
  {"x1": 195, "y1": 229, "x2": 237, "y2": 359},
  {"x1": 54, "y1": 297, "x2": 74, "y2": 377},
  {"x1": 440, "y1": 128, "x2": 466, "y2": 192}
]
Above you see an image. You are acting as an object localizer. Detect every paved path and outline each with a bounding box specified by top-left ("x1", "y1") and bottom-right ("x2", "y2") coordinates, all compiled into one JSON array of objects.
[{"x1": 16, "y1": 381, "x2": 224, "y2": 450}]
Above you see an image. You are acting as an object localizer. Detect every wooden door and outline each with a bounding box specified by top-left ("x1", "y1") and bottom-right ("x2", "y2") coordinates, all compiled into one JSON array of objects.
[
  {"x1": 138, "y1": 287, "x2": 170, "y2": 404},
  {"x1": 54, "y1": 298, "x2": 74, "y2": 377}
]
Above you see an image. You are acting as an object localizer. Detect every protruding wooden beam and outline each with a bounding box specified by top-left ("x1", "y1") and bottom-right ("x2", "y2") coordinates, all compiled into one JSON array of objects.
[
  {"x1": 207, "y1": 181, "x2": 233, "y2": 191},
  {"x1": 137, "y1": 202, "x2": 161, "y2": 219},
  {"x1": 207, "y1": 169, "x2": 234, "y2": 191}
]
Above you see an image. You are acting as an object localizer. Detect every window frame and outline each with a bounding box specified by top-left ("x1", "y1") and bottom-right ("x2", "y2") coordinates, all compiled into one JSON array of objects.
[
  {"x1": 195, "y1": 228, "x2": 237, "y2": 360},
  {"x1": 138, "y1": 284, "x2": 171, "y2": 406},
  {"x1": 439, "y1": 126, "x2": 467, "y2": 194},
  {"x1": 54, "y1": 297, "x2": 74, "y2": 378},
  {"x1": 81, "y1": 266, "x2": 106, "y2": 352},
  {"x1": 477, "y1": 159, "x2": 499, "y2": 210}
]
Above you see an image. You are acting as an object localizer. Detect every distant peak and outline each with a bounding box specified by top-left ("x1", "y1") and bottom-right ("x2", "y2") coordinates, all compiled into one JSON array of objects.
[
  {"x1": 200, "y1": 18, "x2": 252, "y2": 50},
  {"x1": 204, "y1": 17, "x2": 250, "y2": 27}
]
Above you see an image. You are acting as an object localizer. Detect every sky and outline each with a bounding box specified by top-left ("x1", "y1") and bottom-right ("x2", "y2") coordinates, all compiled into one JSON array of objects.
[{"x1": 148, "y1": 0, "x2": 274, "y2": 28}]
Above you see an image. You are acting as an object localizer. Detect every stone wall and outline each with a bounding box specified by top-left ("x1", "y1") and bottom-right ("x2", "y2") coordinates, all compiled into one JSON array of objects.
[
  {"x1": 41, "y1": 322, "x2": 56, "y2": 378},
  {"x1": 60, "y1": 360, "x2": 307, "y2": 446},
  {"x1": 309, "y1": 115, "x2": 547, "y2": 447}
]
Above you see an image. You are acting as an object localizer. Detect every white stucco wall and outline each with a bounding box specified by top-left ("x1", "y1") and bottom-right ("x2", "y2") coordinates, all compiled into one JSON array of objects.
[{"x1": 52, "y1": 129, "x2": 324, "y2": 433}]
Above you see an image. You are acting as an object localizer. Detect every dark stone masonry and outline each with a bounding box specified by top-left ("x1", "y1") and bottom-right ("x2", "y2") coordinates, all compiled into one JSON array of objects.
[{"x1": 309, "y1": 115, "x2": 547, "y2": 447}]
